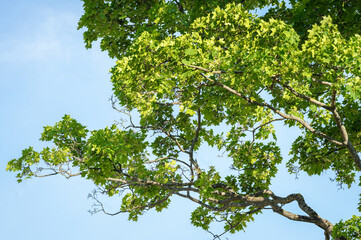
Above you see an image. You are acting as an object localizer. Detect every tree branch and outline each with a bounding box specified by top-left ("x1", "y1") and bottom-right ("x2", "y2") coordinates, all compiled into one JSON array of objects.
[
  {"x1": 279, "y1": 80, "x2": 333, "y2": 111},
  {"x1": 195, "y1": 71, "x2": 344, "y2": 146}
]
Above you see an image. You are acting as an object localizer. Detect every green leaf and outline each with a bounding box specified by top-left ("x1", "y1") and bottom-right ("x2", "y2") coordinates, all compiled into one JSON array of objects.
[{"x1": 185, "y1": 48, "x2": 197, "y2": 56}]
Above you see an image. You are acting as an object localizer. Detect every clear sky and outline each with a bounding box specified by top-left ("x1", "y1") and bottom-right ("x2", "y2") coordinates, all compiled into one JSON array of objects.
[{"x1": 0, "y1": 1, "x2": 359, "y2": 240}]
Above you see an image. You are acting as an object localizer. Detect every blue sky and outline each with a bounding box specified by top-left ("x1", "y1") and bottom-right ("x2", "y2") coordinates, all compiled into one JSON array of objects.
[{"x1": 0, "y1": 1, "x2": 359, "y2": 239}]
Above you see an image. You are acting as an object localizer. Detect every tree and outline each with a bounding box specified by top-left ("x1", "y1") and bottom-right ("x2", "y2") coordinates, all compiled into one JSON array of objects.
[{"x1": 6, "y1": 0, "x2": 361, "y2": 239}]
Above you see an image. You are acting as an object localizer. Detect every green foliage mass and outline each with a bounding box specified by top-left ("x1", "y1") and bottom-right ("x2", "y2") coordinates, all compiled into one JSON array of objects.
[
  {"x1": 333, "y1": 216, "x2": 361, "y2": 239},
  {"x1": 7, "y1": 0, "x2": 361, "y2": 239}
]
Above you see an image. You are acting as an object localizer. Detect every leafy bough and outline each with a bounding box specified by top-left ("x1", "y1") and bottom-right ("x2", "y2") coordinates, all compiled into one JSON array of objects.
[{"x1": 7, "y1": 3, "x2": 361, "y2": 240}]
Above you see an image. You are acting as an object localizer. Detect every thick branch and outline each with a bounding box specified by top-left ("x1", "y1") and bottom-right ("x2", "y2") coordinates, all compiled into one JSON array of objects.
[
  {"x1": 106, "y1": 177, "x2": 194, "y2": 189},
  {"x1": 204, "y1": 187, "x2": 334, "y2": 235},
  {"x1": 189, "y1": 108, "x2": 202, "y2": 175},
  {"x1": 331, "y1": 102, "x2": 361, "y2": 170},
  {"x1": 280, "y1": 81, "x2": 333, "y2": 111},
  {"x1": 312, "y1": 78, "x2": 333, "y2": 87}
]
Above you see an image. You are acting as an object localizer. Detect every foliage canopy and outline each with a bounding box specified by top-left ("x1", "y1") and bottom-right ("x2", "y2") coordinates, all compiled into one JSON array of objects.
[{"x1": 7, "y1": 0, "x2": 361, "y2": 239}]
